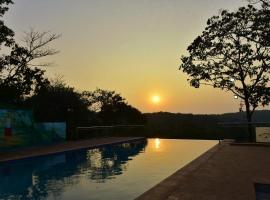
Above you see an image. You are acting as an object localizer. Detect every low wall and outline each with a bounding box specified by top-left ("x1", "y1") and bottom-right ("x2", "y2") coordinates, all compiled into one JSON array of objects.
[
  {"x1": 256, "y1": 127, "x2": 270, "y2": 143},
  {"x1": 0, "y1": 109, "x2": 66, "y2": 149},
  {"x1": 35, "y1": 122, "x2": 66, "y2": 139}
]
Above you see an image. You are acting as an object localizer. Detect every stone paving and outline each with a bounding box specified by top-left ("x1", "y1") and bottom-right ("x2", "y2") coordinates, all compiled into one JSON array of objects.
[
  {"x1": 0, "y1": 137, "x2": 144, "y2": 163},
  {"x1": 137, "y1": 141, "x2": 270, "y2": 200}
]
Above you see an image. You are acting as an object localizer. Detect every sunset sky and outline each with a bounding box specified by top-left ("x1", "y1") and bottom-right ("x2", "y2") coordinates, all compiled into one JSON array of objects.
[{"x1": 6, "y1": 0, "x2": 264, "y2": 114}]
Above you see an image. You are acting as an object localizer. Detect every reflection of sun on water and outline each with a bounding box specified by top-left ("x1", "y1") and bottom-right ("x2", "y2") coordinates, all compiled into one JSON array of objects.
[
  {"x1": 155, "y1": 138, "x2": 160, "y2": 149},
  {"x1": 149, "y1": 138, "x2": 163, "y2": 152}
]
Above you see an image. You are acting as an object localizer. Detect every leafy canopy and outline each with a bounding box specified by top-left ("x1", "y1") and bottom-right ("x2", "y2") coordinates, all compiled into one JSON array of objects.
[
  {"x1": 0, "y1": 1, "x2": 60, "y2": 103},
  {"x1": 85, "y1": 89, "x2": 145, "y2": 125},
  {"x1": 180, "y1": 5, "x2": 270, "y2": 116}
]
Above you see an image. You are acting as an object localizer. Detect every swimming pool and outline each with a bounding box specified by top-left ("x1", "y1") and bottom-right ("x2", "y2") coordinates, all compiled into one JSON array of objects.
[{"x1": 0, "y1": 139, "x2": 217, "y2": 200}]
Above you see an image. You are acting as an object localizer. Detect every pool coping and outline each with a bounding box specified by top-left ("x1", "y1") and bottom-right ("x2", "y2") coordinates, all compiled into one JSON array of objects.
[
  {"x1": 0, "y1": 137, "x2": 145, "y2": 164},
  {"x1": 231, "y1": 142, "x2": 270, "y2": 147}
]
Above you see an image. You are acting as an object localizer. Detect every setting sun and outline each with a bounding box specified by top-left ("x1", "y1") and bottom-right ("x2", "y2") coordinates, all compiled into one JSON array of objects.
[{"x1": 152, "y1": 95, "x2": 161, "y2": 104}]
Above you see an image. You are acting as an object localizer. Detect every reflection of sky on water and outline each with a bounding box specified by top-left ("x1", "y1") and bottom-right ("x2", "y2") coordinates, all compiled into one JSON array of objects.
[{"x1": 0, "y1": 139, "x2": 217, "y2": 200}]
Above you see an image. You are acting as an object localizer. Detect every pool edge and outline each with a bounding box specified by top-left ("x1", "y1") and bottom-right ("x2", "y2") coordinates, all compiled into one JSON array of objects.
[{"x1": 0, "y1": 137, "x2": 146, "y2": 164}]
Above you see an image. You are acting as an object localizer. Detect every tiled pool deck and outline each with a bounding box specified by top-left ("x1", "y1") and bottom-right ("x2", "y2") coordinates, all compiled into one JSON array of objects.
[
  {"x1": 137, "y1": 141, "x2": 270, "y2": 200},
  {"x1": 0, "y1": 137, "x2": 144, "y2": 163}
]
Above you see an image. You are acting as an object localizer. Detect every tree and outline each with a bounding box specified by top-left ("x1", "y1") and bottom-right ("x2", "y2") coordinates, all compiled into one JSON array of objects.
[
  {"x1": 0, "y1": 29, "x2": 60, "y2": 103},
  {"x1": 30, "y1": 79, "x2": 92, "y2": 122},
  {"x1": 86, "y1": 89, "x2": 145, "y2": 125},
  {"x1": 28, "y1": 78, "x2": 94, "y2": 139},
  {"x1": 248, "y1": 0, "x2": 270, "y2": 8},
  {"x1": 0, "y1": 0, "x2": 60, "y2": 104},
  {"x1": 0, "y1": 0, "x2": 14, "y2": 47},
  {"x1": 86, "y1": 88, "x2": 126, "y2": 112},
  {"x1": 180, "y1": 5, "x2": 270, "y2": 141}
]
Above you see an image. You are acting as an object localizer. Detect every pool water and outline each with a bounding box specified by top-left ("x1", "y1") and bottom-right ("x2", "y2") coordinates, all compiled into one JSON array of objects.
[
  {"x1": 255, "y1": 183, "x2": 270, "y2": 200},
  {"x1": 0, "y1": 139, "x2": 217, "y2": 200}
]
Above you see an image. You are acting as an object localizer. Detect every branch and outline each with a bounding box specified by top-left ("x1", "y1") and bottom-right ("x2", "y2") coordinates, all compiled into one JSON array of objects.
[
  {"x1": 200, "y1": 82, "x2": 245, "y2": 99},
  {"x1": 22, "y1": 29, "x2": 61, "y2": 59}
]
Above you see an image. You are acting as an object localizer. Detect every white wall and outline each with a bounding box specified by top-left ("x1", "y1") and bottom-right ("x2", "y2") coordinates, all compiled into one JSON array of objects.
[{"x1": 256, "y1": 127, "x2": 270, "y2": 143}]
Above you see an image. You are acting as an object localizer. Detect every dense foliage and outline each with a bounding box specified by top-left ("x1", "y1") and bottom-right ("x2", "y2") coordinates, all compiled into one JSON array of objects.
[
  {"x1": 28, "y1": 85, "x2": 145, "y2": 139},
  {"x1": 86, "y1": 89, "x2": 145, "y2": 125},
  {"x1": 0, "y1": 0, "x2": 59, "y2": 103},
  {"x1": 180, "y1": 4, "x2": 270, "y2": 140}
]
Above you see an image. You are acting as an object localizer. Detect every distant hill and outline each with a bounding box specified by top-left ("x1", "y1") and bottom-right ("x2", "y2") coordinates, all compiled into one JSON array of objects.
[
  {"x1": 145, "y1": 110, "x2": 270, "y2": 123},
  {"x1": 142, "y1": 110, "x2": 270, "y2": 140},
  {"x1": 220, "y1": 110, "x2": 270, "y2": 122}
]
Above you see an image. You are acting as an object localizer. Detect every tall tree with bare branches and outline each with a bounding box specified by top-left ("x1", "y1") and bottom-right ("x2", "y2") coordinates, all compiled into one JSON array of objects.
[{"x1": 0, "y1": 1, "x2": 60, "y2": 103}]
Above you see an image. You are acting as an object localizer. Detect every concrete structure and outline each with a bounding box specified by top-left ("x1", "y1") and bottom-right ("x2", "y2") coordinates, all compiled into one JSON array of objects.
[
  {"x1": 137, "y1": 141, "x2": 270, "y2": 200},
  {"x1": 256, "y1": 127, "x2": 270, "y2": 143}
]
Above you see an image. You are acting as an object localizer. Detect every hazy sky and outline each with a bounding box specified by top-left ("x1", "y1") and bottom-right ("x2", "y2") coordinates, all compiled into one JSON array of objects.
[{"x1": 6, "y1": 0, "x2": 264, "y2": 114}]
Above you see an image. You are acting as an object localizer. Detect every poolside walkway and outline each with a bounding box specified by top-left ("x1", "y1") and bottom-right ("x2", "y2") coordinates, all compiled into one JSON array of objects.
[
  {"x1": 137, "y1": 141, "x2": 270, "y2": 200},
  {"x1": 0, "y1": 137, "x2": 144, "y2": 163}
]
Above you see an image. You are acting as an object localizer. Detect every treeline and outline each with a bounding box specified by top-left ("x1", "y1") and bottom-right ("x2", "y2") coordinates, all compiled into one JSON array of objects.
[
  {"x1": 8, "y1": 81, "x2": 146, "y2": 140},
  {"x1": 143, "y1": 111, "x2": 270, "y2": 140},
  {"x1": 0, "y1": 1, "x2": 146, "y2": 140}
]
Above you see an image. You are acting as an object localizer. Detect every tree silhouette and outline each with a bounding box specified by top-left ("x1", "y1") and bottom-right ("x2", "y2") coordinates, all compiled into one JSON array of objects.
[
  {"x1": 28, "y1": 78, "x2": 94, "y2": 139},
  {"x1": 86, "y1": 89, "x2": 145, "y2": 125},
  {"x1": 30, "y1": 79, "x2": 91, "y2": 122},
  {"x1": 248, "y1": 0, "x2": 270, "y2": 8},
  {"x1": 180, "y1": 5, "x2": 270, "y2": 141},
  {"x1": 86, "y1": 88, "x2": 126, "y2": 112},
  {"x1": 0, "y1": 1, "x2": 60, "y2": 104},
  {"x1": 0, "y1": 0, "x2": 14, "y2": 46}
]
